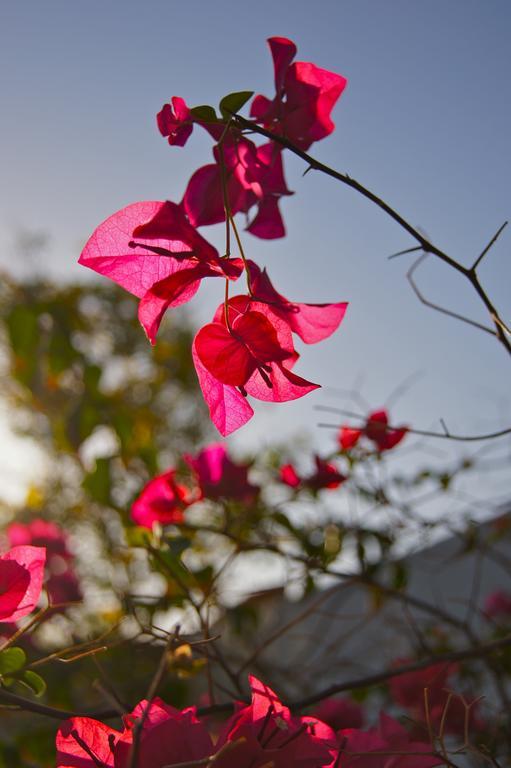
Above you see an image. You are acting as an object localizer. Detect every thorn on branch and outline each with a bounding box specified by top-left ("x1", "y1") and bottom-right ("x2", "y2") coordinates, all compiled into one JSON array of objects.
[
  {"x1": 439, "y1": 418, "x2": 449, "y2": 437},
  {"x1": 388, "y1": 245, "x2": 423, "y2": 260},
  {"x1": 471, "y1": 220, "x2": 508, "y2": 272}
]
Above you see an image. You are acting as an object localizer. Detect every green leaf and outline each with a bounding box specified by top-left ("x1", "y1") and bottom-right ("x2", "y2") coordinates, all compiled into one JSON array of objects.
[
  {"x1": 0, "y1": 648, "x2": 26, "y2": 676},
  {"x1": 190, "y1": 104, "x2": 219, "y2": 123},
  {"x1": 219, "y1": 91, "x2": 254, "y2": 119},
  {"x1": 21, "y1": 670, "x2": 47, "y2": 697}
]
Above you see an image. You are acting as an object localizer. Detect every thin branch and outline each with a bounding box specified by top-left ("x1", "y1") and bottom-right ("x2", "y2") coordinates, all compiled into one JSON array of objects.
[
  {"x1": 315, "y1": 405, "x2": 511, "y2": 442},
  {"x1": 407, "y1": 254, "x2": 496, "y2": 336},
  {"x1": 288, "y1": 633, "x2": 511, "y2": 710},
  {"x1": 234, "y1": 115, "x2": 461, "y2": 271},
  {"x1": 388, "y1": 245, "x2": 424, "y2": 260},
  {"x1": 0, "y1": 688, "x2": 118, "y2": 721},
  {"x1": 234, "y1": 114, "x2": 511, "y2": 355},
  {"x1": 471, "y1": 221, "x2": 508, "y2": 272},
  {"x1": 236, "y1": 583, "x2": 346, "y2": 675}
]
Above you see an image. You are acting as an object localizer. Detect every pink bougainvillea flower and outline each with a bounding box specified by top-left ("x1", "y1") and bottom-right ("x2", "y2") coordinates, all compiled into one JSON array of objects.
[
  {"x1": 338, "y1": 426, "x2": 362, "y2": 451},
  {"x1": 195, "y1": 311, "x2": 291, "y2": 387},
  {"x1": 364, "y1": 410, "x2": 408, "y2": 451},
  {"x1": 8, "y1": 519, "x2": 70, "y2": 558},
  {"x1": 79, "y1": 200, "x2": 243, "y2": 343},
  {"x1": 57, "y1": 698, "x2": 213, "y2": 768},
  {"x1": 280, "y1": 463, "x2": 301, "y2": 488},
  {"x1": 157, "y1": 95, "x2": 226, "y2": 147},
  {"x1": 156, "y1": 96, "x2": 194, "y2": 147},
  {"x1": 251, "y1": 37, "x2": 347, "y2": 151},
  {"x1": 192, "y1": 340, "x2": 255, "y2": 437},
  {"x1": 115, "y1": 698, "x2": 213, "y2": 768},
  {"x1": 56, "y1": 684, "x2": 338, "y2": 768},
  {"x1": 340, "y1": 712, "x2": 441, "y2": 767},
  {"x1": 389, "y1": 659, "x2": 455, "y2": 713},
  {"x1": 193, "y1": 296, "x2": 319, "y2": 435},
  {"x1": 312, "y1": 697, "x2": 364, "y2": 732},
  {"x1": 7, "y1": 519, "x2": 82, "y2": 607},
  {"x1": 56, "y1": 716, "x2": 120, "y2": 768},
  {"x1": 183, "y1": 135, "x2": 293, "y2": 239},
  {"x1": 131, "y1": 469, "x2": 193, "y2": 529},
  {"x1": 248, "y1": 261, "x2": 347, "y2": 344},
  {"x1": 389, "y1": 659, "x2": 482, "y2": 736},
  {"x1": 185, "y1": 443, "x2": 259, "y2": 502},
  {"x1": 280, "y1": 456, "x2": 346, "y2": 492},
  {"x1": 0, "y1": 545, "x2": 46, "y2": 622},
  {"x1": 339, "y1": 409, "x2": 408, "y2": 453},
  {"x1": 483, "y1": 589, "x2": 511, "y2": 620},
  {"x1": 215, "y1": 675, "x2": 337, "y2": 768},
  {"x1": 303, "y1": 456, "x2": 346, "y2": 492}
]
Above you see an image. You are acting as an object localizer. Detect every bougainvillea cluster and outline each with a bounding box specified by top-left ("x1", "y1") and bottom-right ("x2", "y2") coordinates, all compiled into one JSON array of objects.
[
  {"x1": 55, "y1": 675, "x2": 449, "y2": 768},
  {"x1": 79, "y1": 37, "x2": 348, "y2": 436}
]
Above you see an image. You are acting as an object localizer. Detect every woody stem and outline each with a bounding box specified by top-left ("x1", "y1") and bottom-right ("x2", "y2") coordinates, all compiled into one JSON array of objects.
[{"x1": 234, "y1": 114, "x2": 511, "y2": 357}]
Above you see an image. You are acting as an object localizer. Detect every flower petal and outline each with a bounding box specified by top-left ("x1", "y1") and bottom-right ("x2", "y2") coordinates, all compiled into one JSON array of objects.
[
  {"x1": 245, "y1": 362, "x2": 319, "y2": 402},
  {"x1": 192, "y1": 339, "x2": 253, "y2": 436},
  {"x1": 0, "y1": 546, "x2": 46, "y2": 622},
  {"x1": 79, "y1": 201, "x2": 202, "y2": 298}
]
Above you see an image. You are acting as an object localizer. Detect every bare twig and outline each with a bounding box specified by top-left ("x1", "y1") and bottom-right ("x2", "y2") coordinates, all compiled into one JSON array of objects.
[
  {"x1": 472, "y1": 221, "x2": 508, "y2": 272},
  {"x1": 407, "y1": 254, "x2": 497, "y2": 336}
]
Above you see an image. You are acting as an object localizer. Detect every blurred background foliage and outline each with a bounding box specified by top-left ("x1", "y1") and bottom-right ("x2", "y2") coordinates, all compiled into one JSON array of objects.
[{"x1": 0, "y1": 270, "x2": 213, "y2": 762}]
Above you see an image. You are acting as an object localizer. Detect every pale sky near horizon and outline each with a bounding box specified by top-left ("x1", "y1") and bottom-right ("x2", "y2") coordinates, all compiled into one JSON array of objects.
[{"x1": 1, "y1": 1, "x2": 510, "y2": 505}]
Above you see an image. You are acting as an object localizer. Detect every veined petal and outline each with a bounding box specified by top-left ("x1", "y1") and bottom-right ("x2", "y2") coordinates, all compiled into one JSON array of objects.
[
  {"x1": 286, "y1": 301, "x2": 348, "y2": 343},
  {"x1": 79, "y1": 201, "x2": 205, "y2": 298},
  {"x1": 245, "y1": 362, "x2": 319, "y2": 402},
  {"x1": 138, "y1": 266, "x2": 204, "y2": 344},
  {"x1": 132, "y1": 200, "x2": 219, "y2": 263},
  {"x1": 56, "y1": 717, "x2": 120, "y2": 768},
  {"x1": 0, "y1": 546, "x2": 46, "y2": 622}
]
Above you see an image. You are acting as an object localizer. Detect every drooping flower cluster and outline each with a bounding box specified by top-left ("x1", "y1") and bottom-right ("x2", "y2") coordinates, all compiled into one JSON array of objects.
[{"x1": 79, "y1": 37, "x2": 348, "y2": 435}]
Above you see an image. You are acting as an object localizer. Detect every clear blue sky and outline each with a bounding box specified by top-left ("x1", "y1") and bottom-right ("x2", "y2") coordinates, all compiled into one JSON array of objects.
[{"x1": 1, "y1": 1, "x2": 510, "y2": 499}]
